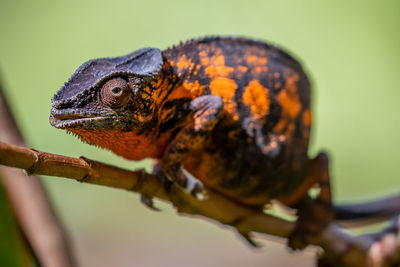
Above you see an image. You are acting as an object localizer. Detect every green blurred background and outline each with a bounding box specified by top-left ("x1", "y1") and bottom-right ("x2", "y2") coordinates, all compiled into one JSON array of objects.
[{"x1": 0, "y1": 0, "x2": 399, "y2": 266}]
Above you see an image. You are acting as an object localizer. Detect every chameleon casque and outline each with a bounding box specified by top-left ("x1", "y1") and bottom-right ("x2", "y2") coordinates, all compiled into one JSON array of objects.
[{"x1": 50, "y1": 36, "x2": 333, "y2": 248}]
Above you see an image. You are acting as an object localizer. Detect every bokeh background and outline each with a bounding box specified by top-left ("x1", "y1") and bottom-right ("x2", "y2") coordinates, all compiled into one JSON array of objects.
[{"x1": 1, "y1": 0, "x2": 399, "y2": 266}]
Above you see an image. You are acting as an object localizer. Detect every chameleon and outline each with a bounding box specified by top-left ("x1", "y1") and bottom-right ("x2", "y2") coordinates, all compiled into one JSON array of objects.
[{"x1": 49, "y1": 36, "x2": 333, "y2": 248}]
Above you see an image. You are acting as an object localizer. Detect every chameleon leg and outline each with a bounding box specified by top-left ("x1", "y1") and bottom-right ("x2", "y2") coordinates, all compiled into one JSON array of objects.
[
  {"x1": 161, "y1": 95, "x2": 224, "y2": 197},
  {"x1": 139, "y1": 160, "x2": 172, "y2": 211},
  {"x1": 288, "y1": 152, "x2": 333, "y2": 250}
]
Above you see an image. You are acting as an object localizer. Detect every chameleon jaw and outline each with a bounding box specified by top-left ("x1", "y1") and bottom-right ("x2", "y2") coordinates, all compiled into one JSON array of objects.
[
  {"x1": 50, "y1": 115, "x2": 110, "y2": 129},
  {"x1": 49, "y1": 108, "x2": 131, "y2": 130}
]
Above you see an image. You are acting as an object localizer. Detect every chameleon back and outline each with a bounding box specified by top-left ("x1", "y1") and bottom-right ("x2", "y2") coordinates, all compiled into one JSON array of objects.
[{"x1": 163, "y1": 37, "x2": 312, "y2": 206}]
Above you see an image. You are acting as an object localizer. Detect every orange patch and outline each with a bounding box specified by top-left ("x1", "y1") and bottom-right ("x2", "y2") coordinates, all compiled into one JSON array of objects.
[
  {"x1": 238, "y1": 65, "x2": 248, "y2": 73},
  {"x1": 68, "y1": 128, "x2": 173, "y2": 160},
  {"x1": 141, "y1": 93, "x2": 151, "y2": 100},
  {"x1": 277, "y1": 72, "x2": 301, "y2": 119},
  {"x1": 273, "y1": 119, "x2": 287, "y2": 132},
  {"x1": 252, "y1": 66, "x2": 268, "y2": 74},
  {"x1": 303, "y1": 109, "x2": 312, "y2": 127},
  {"x1": 277, "y1": 90, "x2": 301, "y2": 119},
  {"x1": 205, "y1": 64, "x2": 235, "y2": 78},
  {"x1": 177, "y1": 55, "x2": 194, "y2": 71},
  {"x1": 205, "y1": 55, "x2": 234, "y2": 78},
  {"x1": 245, "y1": 55, "x2": 268, "y2": 66},
  {"x1": 214, "y1": 55, "x2": 225, "y2": 65},
  {"x1": 199, "y1": 51, "x2": 210, "y2": 66},
  {"x1": 150, "y1": 76, "x2": 163, "y2": 88},
  {"x1": 183, "y1": 80, "x2": 205, "y2": 97},
  {"x1": 242, "y1": 80, "x2": 270, "y2": 120},
  {"x1": 210, "y1": 77, "x2": 238, "y2": 117},
  {"x1": 199, "y1": 49, "x2": 234, "y2": 78},
  {"x1": 163, "y1": 84, "x2": 193, "y2": 101},
  {"x1": 273, "y1": 73, "x2": 302, "y2": 140}
]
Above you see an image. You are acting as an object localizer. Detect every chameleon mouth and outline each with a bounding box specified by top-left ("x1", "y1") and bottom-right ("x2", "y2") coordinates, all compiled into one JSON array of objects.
[{"x1": 49, "y1": 108, "x2": 126, "y2": 129}]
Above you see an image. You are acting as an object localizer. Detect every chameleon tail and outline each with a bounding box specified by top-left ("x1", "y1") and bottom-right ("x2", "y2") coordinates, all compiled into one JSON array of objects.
[{"x1": 334, "y1": 194, "x2": 400, "y2": 222}]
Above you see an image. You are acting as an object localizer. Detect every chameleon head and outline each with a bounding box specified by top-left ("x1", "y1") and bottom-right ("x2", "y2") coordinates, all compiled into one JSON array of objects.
[{"x1": 49, "y1": 47, "x2": 165, "y2": 152}]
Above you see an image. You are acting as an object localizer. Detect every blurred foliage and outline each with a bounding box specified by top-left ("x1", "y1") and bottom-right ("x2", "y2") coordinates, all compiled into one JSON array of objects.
[
  {"x1": 0, "y1": 178, "x2": 29, "y2": 267},
  {"x1": 0, "y1": 0, "x2": 399, "y2": 266}
]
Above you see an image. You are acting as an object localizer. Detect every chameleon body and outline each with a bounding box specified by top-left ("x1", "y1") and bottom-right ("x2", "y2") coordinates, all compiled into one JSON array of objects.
[
  {"x1": 50, "y1": 37, "x2": 331, "y2": 247},
  {"x1": 50, "y1": 36, "x2": 311, "y2": 206}
]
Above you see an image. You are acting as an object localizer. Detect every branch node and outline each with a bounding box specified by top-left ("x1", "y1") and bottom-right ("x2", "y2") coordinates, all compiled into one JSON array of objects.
[
  {"x1": 25, "y1": 148, "x2": 41, "y2": 175},
  {"x1": 78, "y1": 156, "x2": 95, "y2": 182}
]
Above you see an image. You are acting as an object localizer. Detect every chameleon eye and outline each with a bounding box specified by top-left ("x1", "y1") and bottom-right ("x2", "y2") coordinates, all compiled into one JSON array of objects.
[{"x1": 101, "y1": 77, "x2": 130, "y2": 108}]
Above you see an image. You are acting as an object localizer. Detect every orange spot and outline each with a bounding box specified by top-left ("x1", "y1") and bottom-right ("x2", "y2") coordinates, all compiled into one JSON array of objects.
[
  {"x1": 214, "y1": 55, "x2": 225, "y2": 65},
  {"x1": 277, "y1": 90, "x2": 301, "y2": 119},
  {"x1": 242, "y1": 80, "x2": 270, "y2": 120},
  {"x1": 199, "y1": 50, "x2": 234, "y2": 78},
  {"x1": 199, "y1": 51, "x2": 207, "y2": 57},
  {"x1": 273, "y1": 73, "x2": 302, "y2": 140},
  {"x1": 154, "y1": 74, "x2": 194, "y2": 107},
  {"x1": 243, "y1": 54, "x2": 269, "y2": 74},
  {"x1": 205, "y1": 54, "x2": 234, "y2": 78},
  {"x1": 277, "y1": 73, "x2": 301, "y2": 118},
  {"x1": 177, "y1": 55, "x2": 194, "y2": 71},
  {"x1": 252, "y1": 66, "x2": 268, "y2": 74},
  {"x1": 141, "y1": 93, "x2": 151, "y2": 100},
  {"x1": 163, "y1": 84, "x2": 193, "y2": 101},
  {"x1": 205, "y1": 64, "x2": 234, "y2": 78},
  {"x1": 303, "y1": 109, "x2": 312, "y2": 127},
  {"x1": 183, "y1": 80, "x2": 205, "y2": 97},
  {"x1": 245, "y1": 55, "x2": 268, "y2": 66},
  {"x1": 210, "y1": 77, "x2": 238, "y2": 117},
  {"x1": 142, "y1": 86, "x2": 152, "y2": 94},
  {"x1": 238, "y1": 65, "x2": 248, "y2": 73},
  {"x1": 273, "y1": 119, "x2": 286, "y2": 132},
  {"x1": 199, "y1": 51, "x2": 210, "y2": 66}
]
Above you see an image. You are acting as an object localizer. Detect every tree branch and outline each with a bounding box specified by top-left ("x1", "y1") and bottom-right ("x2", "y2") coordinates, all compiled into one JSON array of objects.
[{"x1": 3, "y1": 141, "x2": 400, "y2": 266}]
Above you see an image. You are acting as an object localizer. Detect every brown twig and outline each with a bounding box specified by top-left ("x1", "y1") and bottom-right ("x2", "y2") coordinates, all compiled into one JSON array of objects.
[
  {"x1": 0, "y1": 140, "x2": 291, "y2": 235},
  {"x1": 4, "y1": 140, "x2": 400, "y2": 266},
  {"x1": 0, "y1": 82, "x2": 76, "y2": 267}
]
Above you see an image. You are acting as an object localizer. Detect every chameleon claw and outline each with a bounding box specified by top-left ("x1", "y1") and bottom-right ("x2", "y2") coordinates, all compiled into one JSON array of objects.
[
  {"x1": 180, "y1": 167, "x2": 205, "y2": 200},
  {"x1": 238, "y1": 231, "x2": 263, "y2": 248},
  {"x1": 140, "y1": 194, "x2": 161, "y2": 211},
  {"x1": 190, "y1": 181, "x2": 206, "y2": 200},
  {"x1": 287, "y1": 228, "x2": 308, "y2": 250}
]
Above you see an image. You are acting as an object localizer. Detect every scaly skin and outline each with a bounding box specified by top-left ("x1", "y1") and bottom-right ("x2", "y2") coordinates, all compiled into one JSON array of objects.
[
  {"x1": 50, "y1": 36, "x2": 331, "y2": 248},
  {"x1": 162, "y1": 37, "x2": 312, "y2": 206}
]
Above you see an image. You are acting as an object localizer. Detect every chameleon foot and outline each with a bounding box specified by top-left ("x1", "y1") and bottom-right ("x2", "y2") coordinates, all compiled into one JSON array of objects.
[
  {"x1": 288, "y1": 153, "x2": 333, "y2": 250},
  {"x1": 238, "y1": 231, "x2": 262, "y2": 248},
  {"x1": 140, "y1": 194, "x2": 161, "y2": 211},
  {"x1": 176, "y1": 167, "x2": 205, "y2": 200}
]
